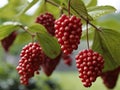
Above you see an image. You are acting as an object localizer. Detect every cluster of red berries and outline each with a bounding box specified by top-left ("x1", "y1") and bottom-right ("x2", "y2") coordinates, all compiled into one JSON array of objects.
[
  {"x1": 1, "y1": 31, "x2": 17, "y2": 52},
  {"x1": 16, "y1": 42, "x2": 62, "y2": 85},
  {"x1": 101, "y1": 66, "x2": 120, "y2": 89},
  {"x1": 35, "y1": 12, "x2": 55, "y2": 36},
  {"x1": 41, "y1": 52, "x2": 61, "y2": 76},
  {"x1": 16, "y1": 42, "x2": 43, "y2": 85},
  {"x1": 16, "y1": 13, "x2": 105, "y2": 88},
  {"x1": 54, "y1": 14, "x2": 82, "y2": 55},
  {"x1": 75, "y1": 49, "x2": 104, "y2": 87}
]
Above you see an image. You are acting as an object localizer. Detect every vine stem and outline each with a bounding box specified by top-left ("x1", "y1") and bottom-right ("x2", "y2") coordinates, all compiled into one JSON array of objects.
[
  {"x1": 68, "y1": 0, "x2": 71, "y2": 16},
  {"x1": 86, "y1": 20, "x2": 90, "y2": 49},
  {"x1": 46, "y1": 0, "x2": 101, "y2": 31}
]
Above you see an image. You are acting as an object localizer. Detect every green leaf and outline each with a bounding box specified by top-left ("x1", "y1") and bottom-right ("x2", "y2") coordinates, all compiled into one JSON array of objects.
[
  {"x1": 92, "y1": 29, "x2": 120, "y2": 72},
  {"x1": 88, "y1": 5, "x2": 116, "y2": 19},
  {"x1": 29, "y1": 23, "x2": 47, "y2": 33},
  {"x1": 29, "y1": 23, "x2": 61, "y2": 59},
  {"x1": 44, "y1": 2, "x2": 60, "y2": 18},
  {"x1": 34, "y1": 0, "x2": 59, "y2": 18},
  {"x1": 13, "y1": 32, "x2": 31, "y2": 44},
  {"x1": 87, "y1": 0, "x2": 97, "y2": 7},
  {"x1": 0, "y1": 24, "x2": 19, "y2": 40},
  {"x1": 96, "y1": 13, "x2": 120, "y2": 32},
  {"x1": 10, "y1": 32, "x2": 31, "y2": 55},
  {"x1": 37, "y1": 33, "x2": 61, "y2": 59},
  {"x1": 18, "y1": 0, "x2": 39, "y2": 15},
  {"x1": 82, "y1": 0, "x2": 97, "y2": 7},
  {"x1": 0, "y1": 0, "x2": 28, "y2": 19},
  {"x1": 70, "y1": 0, "x2": 93, "y2": 20}
]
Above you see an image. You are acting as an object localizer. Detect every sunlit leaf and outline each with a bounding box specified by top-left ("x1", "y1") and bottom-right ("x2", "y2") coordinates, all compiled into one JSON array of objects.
[
  {"x1": 10, "y1": 32, "x2": 31, "y2": 55},
  {"x1": 37, "y1": 33, "x2": 61, "y2": 59},
  {"x1": 88, "y1": 5, "x2": 116, "y2": 19},
  {"x1": 29, "y1": 23, "x2": 47, "y2": 33},
  {"x1": 28, "y1": 23, "x2": 61, "y2": 59},
  {"x1": 0, "y1": 25, "x2": 19, "y2": 40},
  {"x1": 92, "y1": 28, "x2": 120, "y2": 72},
  {"x1": 96, "y1": 13, "x2": 120, "y2": 32},
  {"x1": 0, "y1": 0, "x2": 28, "y2": 19},
  {"x1": 33, "y1": 1, "x2": 59, "y2": 19},
  {"x1": 82, "y1": 0, "x2": 97, "y2": 7}
]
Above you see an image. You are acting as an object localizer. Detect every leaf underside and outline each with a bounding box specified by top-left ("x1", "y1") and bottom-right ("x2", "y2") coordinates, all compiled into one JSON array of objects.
[{"x1": 92, "y1": 29, "x2": 120, "y2": 72}]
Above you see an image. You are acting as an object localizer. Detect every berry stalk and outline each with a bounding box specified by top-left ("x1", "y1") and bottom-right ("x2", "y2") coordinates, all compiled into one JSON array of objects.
[
  {"x1": 68, "y1": 0, "x2": 71, "y2": 17},
  {"x1": 86, "y1": 20, "x2": 90, "y2": 49}
]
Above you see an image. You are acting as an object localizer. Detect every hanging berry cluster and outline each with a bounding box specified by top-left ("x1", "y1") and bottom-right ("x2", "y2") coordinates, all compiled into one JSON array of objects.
[
  {"x1": 54, "y1": 14, "x2": 82, "y2": 55},
  {"x1": 36, "y1": 12, "x2": 55, "y2": 36},
  {"x1": 1, "y1": 31, "x2": 17, "y2": 52},
  {"x1": 16, "y1": 42, "x2": 43, "y2": 85},
  {"x1": 101, "y1": 66, "x2": 120, "y2": 89},
  {"x1": 41, "y1": 52, "x2": 62, "y2": 76},
  {"x1": 16, "y1": 11, "x2": 104, "y2": 88},
  {"x1": 75, "y1": 49, "x2": 104, "y2": 87},
  {"x1": 16, "y1": 42, "x2": 62, "y2": 85}
]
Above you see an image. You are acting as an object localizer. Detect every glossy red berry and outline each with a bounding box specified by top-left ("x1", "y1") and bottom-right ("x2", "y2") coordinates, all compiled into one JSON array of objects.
[
  {"x1": 101, "y1": 66, "x2": 120, "y2": 89},
  {"x1": 1, "y1": 31, "x2": 17, "y2": 52},
  {"x1": 75, "y1": 49, "x2": 104, "y2": 87},
  {"x1": 36, "y1": 12, "x2": 55, "y2": 36},
  {"x1": 55, "y1": 14, "x2": 82, "y2": 55},
  {"x1": 41, "y1": 52, "x2": 61, "y2": 76},
  {"x1": 16, "y1": 42, "x2": 43, "y2": 85}
]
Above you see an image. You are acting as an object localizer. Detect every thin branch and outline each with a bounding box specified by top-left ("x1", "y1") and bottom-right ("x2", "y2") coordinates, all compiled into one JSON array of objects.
[{"x1": 19, "y1": 25, "x2": 36, "y2": 37}]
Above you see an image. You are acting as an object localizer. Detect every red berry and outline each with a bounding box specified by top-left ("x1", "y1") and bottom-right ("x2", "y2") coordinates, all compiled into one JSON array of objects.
[
  {"x1": 75, "y1": 49, "x2": 104, "y2": 87},
  {"x1": 1, "y1": 31, "x2": 17, "y2": 52},
  {"x1": 55, "y1": 14, "x2": 82, "y2": 55},
  {"x1": 36, "y1": 12, "x2": 55, "y2": 36},
  {"x1": 41, "y1": 52, "x2": 61, "y2": 76},
  {"x1": 101, "y1": 66, "x2": 120, "y2": 89},
  {"x1": 16, "y1": 42, "x2": 43, "y2": 85}
]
